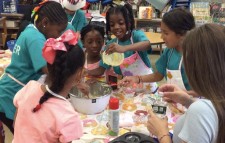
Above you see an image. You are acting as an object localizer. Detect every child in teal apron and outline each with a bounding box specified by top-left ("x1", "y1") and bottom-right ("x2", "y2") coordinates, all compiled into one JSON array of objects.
[
  {"x1": 87, "y1": 4, "x2": 158, "y2": 93},
  {"x1": 80, "y1": 23, "x2": 106, "y2": 82},
  {"x1": 0, "y1": 1, "x2": 68, "y2": 134},
  {"x1": 120, "y1": 8, "x2": 195, "y2": 91},
  {"x1": 62, "y1": 0, "x2": 87, "y2": 32}
]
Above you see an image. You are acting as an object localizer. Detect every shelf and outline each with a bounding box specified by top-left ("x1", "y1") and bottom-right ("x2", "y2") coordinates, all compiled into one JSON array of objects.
[
  {"x1": 0, "y1": 13, "x2": 24, "y2": 19},
  {"x1": 0, "y1": 26, "x2": 19, "y2": 30}
]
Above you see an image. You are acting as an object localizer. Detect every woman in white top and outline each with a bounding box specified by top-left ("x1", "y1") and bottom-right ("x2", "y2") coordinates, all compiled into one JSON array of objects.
[{"x1": 147, "y1": 24, "x2": 225, "y2": 143}]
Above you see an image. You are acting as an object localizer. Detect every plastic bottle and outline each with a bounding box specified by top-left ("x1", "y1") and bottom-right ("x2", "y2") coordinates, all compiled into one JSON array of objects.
[
  {"x1": 108, "y1": 97, "x2": 119, "y2": 136},
  {"x1": 152, "y1": 92, "x2": 167, "y2": 118}
]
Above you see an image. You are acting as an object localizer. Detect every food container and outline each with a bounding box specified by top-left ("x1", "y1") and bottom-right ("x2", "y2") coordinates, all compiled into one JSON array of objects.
[
  {"x1": 70, "y1": 81, "x2": 112, "y2": 115},
  {"x1": 109, "y1": 132, "x2": 157, "y2": 143}
]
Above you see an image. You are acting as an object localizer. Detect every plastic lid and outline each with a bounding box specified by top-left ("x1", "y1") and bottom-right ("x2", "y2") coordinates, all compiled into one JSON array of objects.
[{"x1": 109, "y1": 97, "x2": 119, "y2": 110}]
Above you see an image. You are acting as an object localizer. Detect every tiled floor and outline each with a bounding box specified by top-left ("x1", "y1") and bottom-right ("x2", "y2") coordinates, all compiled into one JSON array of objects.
[{"x1": 3, "y1": 48, "x2": 164, "y2": 143}]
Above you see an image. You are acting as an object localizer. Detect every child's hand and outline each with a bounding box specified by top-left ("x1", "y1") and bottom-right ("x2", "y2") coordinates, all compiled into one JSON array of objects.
[
  {"x1": 105, "y1": 43, "x2": 126, "y2": 54},
  {"x1": 76, "y1": 82, "x2": 90, "y2": 97},
  {"x1": 147, "y1": 109, "x2": 169, "y2": 139},
  {"x1": 85, "y1": 79, "x2": 98, "y2": 85},
  {"x1": 159, "y1": 84, "x2": 193, "y2": 107},
  {"x1": 118, "y1": 76, "x2": 138, "y2": 87}
]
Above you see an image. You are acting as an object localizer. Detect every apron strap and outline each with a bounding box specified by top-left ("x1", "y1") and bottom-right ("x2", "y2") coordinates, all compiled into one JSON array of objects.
[
  {"x1": 116, "y1": 32, "x2": 133, "y2": 44},
  {"x1": 69, "y1": 11, "x2": 77, "y2": 25},
  {"x1": 84, "y1": 51, "x2": 88, "y2": 69},
  {"x1": 178, "y1": 56, "x2": 183, "y2": 70},
  {"x1": 167, "y1": 48, "x2": 174, "y2": 67},
  {"x1": 116, "y1": 32, "x2": 136, "y2": 54},
  {"x1": 167, "y1": 49, "x2": 183, "y2": 70},
  {"x1": 6, "y1": 73, "x2": 25, "y2": 86}
]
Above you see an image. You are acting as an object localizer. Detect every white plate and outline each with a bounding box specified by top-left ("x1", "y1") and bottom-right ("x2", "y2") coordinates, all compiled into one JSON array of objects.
[{"x1": 102, "y1": 51, "x2": 124, "y2": 66}]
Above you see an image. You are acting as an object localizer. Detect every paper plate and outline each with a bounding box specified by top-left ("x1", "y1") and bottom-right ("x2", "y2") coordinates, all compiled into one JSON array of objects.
[{"x1": 102, "y1": 51, "x2": 124, "y2": 66}]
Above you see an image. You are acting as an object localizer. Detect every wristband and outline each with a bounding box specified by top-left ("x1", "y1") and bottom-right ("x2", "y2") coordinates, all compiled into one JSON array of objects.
[
  {"x1": 159, "y1": 134, "x2": 170, "y2": 142},
  {"x1": 137, "y1": 76, "x2": 142, "y2": 84}
]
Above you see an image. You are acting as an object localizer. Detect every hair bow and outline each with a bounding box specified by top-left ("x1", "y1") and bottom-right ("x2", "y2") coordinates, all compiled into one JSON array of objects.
[{"x1": 42, "y1": 30, "x2": 80, "y2": 64}]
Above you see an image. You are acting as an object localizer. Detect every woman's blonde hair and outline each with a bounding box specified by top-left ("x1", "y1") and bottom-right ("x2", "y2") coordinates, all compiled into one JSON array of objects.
[{"x1": 183, "y1": 23, "x2": 225, "y2": 143}]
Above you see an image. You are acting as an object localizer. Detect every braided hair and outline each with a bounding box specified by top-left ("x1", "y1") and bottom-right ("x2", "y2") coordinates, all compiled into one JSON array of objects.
[
  {"x1": 80, "y1": 24, "x2": 105, "y2": 41},
  {"x1": 105, "y1": 3, "x2": 135, "y2": 35},
  {"x1": 33, "y1": 44, "x2": 85, "y2": 112},
  {"x1": 31, "y1": 1, "x2": 68, "y2": 25}
]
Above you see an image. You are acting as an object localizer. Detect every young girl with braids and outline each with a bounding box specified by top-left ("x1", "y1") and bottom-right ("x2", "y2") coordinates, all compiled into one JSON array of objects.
[
  {"x1": 80, "y1": 23, "x2": 106, "y2": 82},
  {"x1": 13, "y1": 30, "x2": 84, "y2": 143},
  {"x1": 88, "y1": 4, "x2": 158, "y2": 93},
  {"x1": 0, "y1": 0, "x2": 68, "y2": 134}
]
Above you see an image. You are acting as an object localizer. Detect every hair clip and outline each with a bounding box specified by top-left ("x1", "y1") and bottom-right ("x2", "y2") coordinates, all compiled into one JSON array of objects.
[
  {"x1": 34, "y1": 15, "x2": 38, "y2": 22},
  {"x1": 31, "y1": 0, "x2": 49, "y2": 19}
]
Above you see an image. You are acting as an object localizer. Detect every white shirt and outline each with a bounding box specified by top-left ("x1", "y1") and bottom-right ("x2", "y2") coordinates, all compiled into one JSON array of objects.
[{"x1": 173, "y1": 99, "x2": 218, "y2": 143}]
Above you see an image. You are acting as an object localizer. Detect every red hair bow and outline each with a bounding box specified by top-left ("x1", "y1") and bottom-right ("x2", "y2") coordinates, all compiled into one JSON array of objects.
[{"x1": 42, "y1": 30, "x2": 79, "y2": 64}]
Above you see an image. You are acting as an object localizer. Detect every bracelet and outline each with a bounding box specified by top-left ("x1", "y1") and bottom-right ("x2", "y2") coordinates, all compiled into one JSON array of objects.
[
  {"x1": 159, "y1": 134, "x2": 170, "y2": 142},
  {"x1": 136, "y1": 76, "x2": 142, "y2": 84}
]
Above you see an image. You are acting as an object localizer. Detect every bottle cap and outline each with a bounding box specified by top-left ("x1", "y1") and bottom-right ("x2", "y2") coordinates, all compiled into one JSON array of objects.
[{"x1": 109, "y1": 97, "x2": 119, "y2": 110}]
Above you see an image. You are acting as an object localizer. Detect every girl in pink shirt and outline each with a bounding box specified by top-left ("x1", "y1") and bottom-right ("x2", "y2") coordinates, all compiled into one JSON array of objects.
[
  {"x1": 80, "y1": 24, "x2": 106, "y2": 82},
  {"x1": 13, "y1": 30, "x2": 84, "y2": 143}
]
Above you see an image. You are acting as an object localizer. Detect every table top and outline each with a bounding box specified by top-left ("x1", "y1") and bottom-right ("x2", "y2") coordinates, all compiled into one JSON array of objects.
[
  {"x1": 144, "y1": 32, "x2": 164, "y2": 45},
  {"x1": 73, "y1": 90, "x2": 182, "y2": 143}
]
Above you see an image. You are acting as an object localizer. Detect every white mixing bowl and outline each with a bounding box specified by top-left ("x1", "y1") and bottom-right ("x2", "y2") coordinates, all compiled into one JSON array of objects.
[{"x1": 70, "y1": 82, "x2": 112, "y2": 115}]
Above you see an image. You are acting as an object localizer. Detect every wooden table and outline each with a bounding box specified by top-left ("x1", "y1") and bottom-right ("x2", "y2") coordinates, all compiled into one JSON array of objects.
[{"x1": 145, "y1": 32, "x2": 164, "y2": 54}]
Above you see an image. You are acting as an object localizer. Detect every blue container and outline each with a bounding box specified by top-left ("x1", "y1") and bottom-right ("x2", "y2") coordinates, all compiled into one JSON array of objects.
[
  {"x1": 102, "y1": 0, "x2": 112, "y2": 5},
  {"x1": 7, "y1": 40, "x2": 16, "y2": 52}
]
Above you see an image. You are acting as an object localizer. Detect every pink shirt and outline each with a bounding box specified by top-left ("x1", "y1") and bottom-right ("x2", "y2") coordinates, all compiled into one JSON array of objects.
[
  {"x1": 84, "y1": 61, "x2": 100, "y2": 71},
  {"x1": 13, "y1": 81, "x2": 83, "y2": 143},
  {"x1": 84, "y1": 61, "x2": 106, "y2": 82}
]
